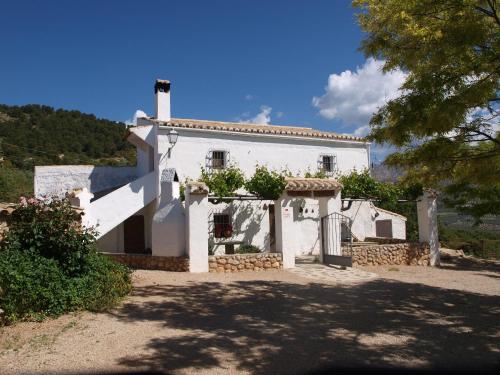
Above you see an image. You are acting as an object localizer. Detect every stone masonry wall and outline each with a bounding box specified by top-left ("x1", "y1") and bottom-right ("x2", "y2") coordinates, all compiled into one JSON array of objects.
[
  {"x1": 209, "y1": 253, "x2": 283, "y2": 273},
  {"x1": 103, "y1": 253, "x2": 189, "y2": 272},
  {"x1": 342, "y1": 243, "x2": 430, "y2": 266},
  {"x1": 364, "y1": 237, "x2": 408, "y2": 244}
]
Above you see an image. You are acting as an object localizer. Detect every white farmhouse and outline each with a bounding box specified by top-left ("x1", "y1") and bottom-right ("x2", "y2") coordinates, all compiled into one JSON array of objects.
[{"x1": 34, "y1": 79, "x2": 406, "y2": 262}]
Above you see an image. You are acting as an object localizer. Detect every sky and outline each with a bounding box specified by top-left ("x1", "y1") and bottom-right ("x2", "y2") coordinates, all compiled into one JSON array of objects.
[{"x1": 0, "y1": 0, "x2": 406, "y2": 163}]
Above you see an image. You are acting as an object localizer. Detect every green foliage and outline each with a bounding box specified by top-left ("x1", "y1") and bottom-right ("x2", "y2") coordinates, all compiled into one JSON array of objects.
[
  {"x1": 235, "y1": 244, "x2": 261, "y2": 254},
  {"x1": 439, "y1": 222, "x2": 500, "y2": 259},
  {"x1": 0, "y1": 198, "x2": 131, "y2": 324},
  {"x1": 339, "y1": 169, "x2": 422, "y2": 241},
  {"x1": 200, "y1": 165, "x2": 245, "y2": 199},
  {"x1": 244, "y1": 165, "x2": 287, "y2": 200},
  {"x1": 353, "y1": 0, "x2": 500, "y2": 221},
  {"x1": 0, "y1": 104, "x2": 136, "y2": 202},
  {"x1": 5, "y1": 198, "x2": 96, "y2": 276},
  {"x1": 338, "y1": 169, "x2": 417, "y2": 204},
  {"x1": 304, "y1": 169, "x2": 328, "y2": 179},
  {"x1": 0, "y1": 166, "x2": 33, "y2": 201}
]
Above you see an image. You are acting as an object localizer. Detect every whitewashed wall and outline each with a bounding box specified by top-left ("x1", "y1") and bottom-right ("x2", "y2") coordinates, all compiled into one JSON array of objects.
[
  {"x1": 157, "y1": 128, "x2": 369, "y2": 182},
  {"x1": 343, "y1": 201, "x2": 407, "y2": 240},
  {"x1": 34, "y1": 165, "x2": 137, "y2": 199},
  {"x1": 287, "y1": 197, "x2": 322, "y2": 255},
  {"x1": 208, "y1": 200, "x2": 272, "y2": 254}
]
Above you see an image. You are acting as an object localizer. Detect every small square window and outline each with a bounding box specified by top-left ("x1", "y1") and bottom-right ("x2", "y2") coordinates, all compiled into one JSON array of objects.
[
  {"x1": 213, "y1": 213, "x2": 232, "y2": 238},
  {"x1": 212, "y1": 151, "x2": 226, "y2": 169},
  {"x1": 318, "y1": 154, "x2": 337, "y2": 175},
  {"x1": 322, "y1": 155, "x2": 333, "y2": 172}
]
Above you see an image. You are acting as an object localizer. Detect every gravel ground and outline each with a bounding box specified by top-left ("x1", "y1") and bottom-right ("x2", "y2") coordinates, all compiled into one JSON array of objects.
[{"x1": 1, "y1": 256, "x2": 499, "y2": 374}]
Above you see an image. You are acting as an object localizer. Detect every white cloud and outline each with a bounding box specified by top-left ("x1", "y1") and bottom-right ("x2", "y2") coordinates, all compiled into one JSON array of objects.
[
  {"x1": 244, "y1": 94, "x2": 254, "y2": 101},
  {"x1": 240, "y1": 105, "x2": 273, "y2": 125},
  {"x1": 312, "y1": 58, "x2": 407, "y2": 126},
  {"x1": 125, "y1": 109, "x2": 147, "y2": 126},
  {"x1": 353, "y1": 124, "x2": 371, "y2": 137}
]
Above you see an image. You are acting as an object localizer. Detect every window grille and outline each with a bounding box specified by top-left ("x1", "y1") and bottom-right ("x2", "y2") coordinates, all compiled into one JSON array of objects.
[
  {"x1": 212, "y1": 151, "x2": 226, "y2": 169},
  {"x1": 206, "y1": 149, "x2": 229, "y2": 171},
  {"x1": 318, "y1": 154, "x2": 337, "y2": 175},
  {"x1": 213, "y1": 213, "x2": 232, "y2": 238}
]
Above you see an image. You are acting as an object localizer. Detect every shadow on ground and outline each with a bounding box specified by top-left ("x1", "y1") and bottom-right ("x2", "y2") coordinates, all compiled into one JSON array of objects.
[{"x1": 111, "y1": 276, "x2": 500, "y2": 374}]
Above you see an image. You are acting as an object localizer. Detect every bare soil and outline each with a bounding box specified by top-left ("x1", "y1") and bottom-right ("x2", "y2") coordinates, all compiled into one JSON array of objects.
[{"x1": 1, "y1": 256, "x2": 499, "y2": 374}]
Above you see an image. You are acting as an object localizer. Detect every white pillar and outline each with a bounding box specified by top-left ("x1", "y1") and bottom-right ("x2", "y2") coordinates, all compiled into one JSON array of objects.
[
  {"x1": 318, "y1": 190, "x2": 342, "y2": 258},
  {"x1": 68, "y1": 188, "x2": 94, "y2": 229},
  {"x1": 275, "y1": 193, "x2": 295, "y2": 269},
  {"x1": 152, "y1": 180, "x2": 185, "y2": 257},
  {"x1": 417, "y1": 190, "x2": 440, "y2": 266},
  {"x1": 185, "y1": 182, "x2": 209, "y2": 273}
]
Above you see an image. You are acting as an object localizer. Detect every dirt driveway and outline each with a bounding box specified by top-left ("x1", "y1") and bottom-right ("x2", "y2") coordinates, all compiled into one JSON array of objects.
[{"x1": 1, "y1": 257, "x2": 499, "y2": 374}]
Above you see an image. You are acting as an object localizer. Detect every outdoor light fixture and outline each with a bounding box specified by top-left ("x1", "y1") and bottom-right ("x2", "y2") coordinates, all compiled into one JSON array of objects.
[
  {"x1": 167, "y1": 129, "x2": 178, "y2": 157},
  {"x1": 168, "y1": 129, "x2": 179, "y2": 145}
]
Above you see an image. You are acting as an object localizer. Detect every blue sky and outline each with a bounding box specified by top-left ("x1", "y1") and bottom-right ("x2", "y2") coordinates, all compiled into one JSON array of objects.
[{"x1": 0, "y1": 0, "x2": 405, "y2": 163}]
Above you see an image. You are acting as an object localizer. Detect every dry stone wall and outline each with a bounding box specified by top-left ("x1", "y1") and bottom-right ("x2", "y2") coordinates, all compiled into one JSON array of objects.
[
  {"x1": 364, "y1": 237, "x2": 408, "y2": 244},
  {"x1": 342, "y1": 243, "x2": 430, "y2": 266},
  {"x1": 209, "y1": 253, "x2": 283, "y2": 273},
  {"x1": 103, "y1": 253, "x2": 189, "y2": 272}
]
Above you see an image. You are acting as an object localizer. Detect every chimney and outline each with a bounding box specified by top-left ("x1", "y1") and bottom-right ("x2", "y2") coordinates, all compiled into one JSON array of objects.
[{"x1": 154, "y1": 79, "x2": 171, "y2": 122}]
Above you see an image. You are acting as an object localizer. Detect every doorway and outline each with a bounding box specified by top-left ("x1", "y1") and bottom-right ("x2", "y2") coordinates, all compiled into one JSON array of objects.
[
  {"x1": 269, "y1": 204, "x2": 276, "y2": 251},
  {"x1": 124, "y1": 215, "x2": 146, "y2": 253}
]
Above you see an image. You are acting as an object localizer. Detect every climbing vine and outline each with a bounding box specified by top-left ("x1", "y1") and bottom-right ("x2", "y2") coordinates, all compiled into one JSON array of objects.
[
  {"x1": 244, "y1": 165, "x2": 287, "y2": 200},
  {"x1": 199, "y1": 165, "x2": 245, "y2": 199}
]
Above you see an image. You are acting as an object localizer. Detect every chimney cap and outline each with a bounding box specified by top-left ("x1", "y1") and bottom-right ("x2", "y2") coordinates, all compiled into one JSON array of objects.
[{"x1": 155, "y1": 79, "x2": 171, "y2": 93}]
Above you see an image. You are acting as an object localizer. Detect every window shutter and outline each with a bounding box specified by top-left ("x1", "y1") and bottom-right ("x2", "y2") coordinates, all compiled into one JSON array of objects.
[{"x1": 224, "y1": 150, "x2": 230, "y2": 168}]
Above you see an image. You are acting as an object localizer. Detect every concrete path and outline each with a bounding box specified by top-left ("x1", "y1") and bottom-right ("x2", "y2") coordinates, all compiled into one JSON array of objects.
[{"x1": 289, "y1": 256, "x2": 378, "y2": 284}]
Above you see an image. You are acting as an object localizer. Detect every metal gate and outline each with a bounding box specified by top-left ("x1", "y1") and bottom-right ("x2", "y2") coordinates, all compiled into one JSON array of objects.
[{"x1": 320, "y1": 212, "x2": 353, "y2": 267}]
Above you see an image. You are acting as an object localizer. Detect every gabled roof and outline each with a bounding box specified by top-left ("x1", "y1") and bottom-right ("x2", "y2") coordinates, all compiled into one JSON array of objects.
[{"x1": 149, "y1": 117, "x2": 366, "y2": 142}]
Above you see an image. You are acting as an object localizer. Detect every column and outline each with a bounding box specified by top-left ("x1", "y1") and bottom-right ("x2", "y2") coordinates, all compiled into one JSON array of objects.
[
  {"x1": 275, "y1": 193, "x2": 295, "y2": 269},
  {"x1": 417, "y1": 190, "x2": 440, "y2": 266},
  {"x1": 185, "y1": 182, "x2": 209, "y2": 272}
]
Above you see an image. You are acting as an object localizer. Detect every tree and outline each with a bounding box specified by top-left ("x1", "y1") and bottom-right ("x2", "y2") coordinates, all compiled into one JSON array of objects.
[{"x1": 353, "y1": 0, "x2": 500, "y2": 221}]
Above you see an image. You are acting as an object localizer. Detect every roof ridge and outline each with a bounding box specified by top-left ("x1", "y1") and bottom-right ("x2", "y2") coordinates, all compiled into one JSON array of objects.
[{"x1": 171, "y1": 117, "x2": 316, "y2": 131}]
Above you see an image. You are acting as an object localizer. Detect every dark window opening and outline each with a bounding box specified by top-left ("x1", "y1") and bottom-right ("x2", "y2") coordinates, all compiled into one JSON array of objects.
[
  {"x1": 322, "y1": 155, "x2": 333, "y2": 172},
  {"x1": 212, "y1": 151, "x2": 226, "y2": 169},
  {"x1": 213, "y1": 213, "x2": 232, "y2": 238}
]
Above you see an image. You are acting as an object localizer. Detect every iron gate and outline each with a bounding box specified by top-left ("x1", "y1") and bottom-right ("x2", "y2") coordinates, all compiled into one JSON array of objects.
[{"x1": 320, "y1": 212, "x2": 353, "y2": 267}]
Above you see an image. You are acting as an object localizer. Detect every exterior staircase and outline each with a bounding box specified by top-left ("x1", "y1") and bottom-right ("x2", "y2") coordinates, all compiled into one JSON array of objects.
[{"x1": 86, "y1": 171, "x2": 156, "y2": 238}]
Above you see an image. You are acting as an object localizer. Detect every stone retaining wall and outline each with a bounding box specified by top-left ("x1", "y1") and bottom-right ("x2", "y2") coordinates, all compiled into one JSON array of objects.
[
  {"x1": 103, "y1": 253, "x2": 189, "y2": 272},
  {"x1": 342, "y1": 243, "x2": 430, "y2": 266},
  {"x1": 209, "y1": 253, "x2": 283, "y2": 273},
  {"x1": 364, "y1": 237, "x2": 408, "y2": 244}
]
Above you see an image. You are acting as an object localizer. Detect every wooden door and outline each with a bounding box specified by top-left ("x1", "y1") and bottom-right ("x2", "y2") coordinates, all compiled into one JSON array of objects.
[
  {"x1": 124, "y1": 215, "x2": 146, "y2": 253},
  {"x1": 268, "y1": 204, "x2": 276, "y2": 251},
  {"x1": 376, "y1": 220, "x2": 393, "y2": 238}
]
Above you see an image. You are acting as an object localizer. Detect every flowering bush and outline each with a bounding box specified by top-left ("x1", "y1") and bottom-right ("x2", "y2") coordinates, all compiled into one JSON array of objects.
[{"x1": 0, "y1": 197, "x2": 131, "y2": 324}]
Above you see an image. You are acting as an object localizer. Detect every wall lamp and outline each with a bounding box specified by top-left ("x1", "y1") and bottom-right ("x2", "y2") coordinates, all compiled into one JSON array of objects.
[{"x1": 167, "y1": 129, "x2": 178, "y2": 157}]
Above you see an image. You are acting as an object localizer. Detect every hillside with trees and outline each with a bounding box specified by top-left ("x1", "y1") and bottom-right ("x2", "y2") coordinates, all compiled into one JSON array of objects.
[{"x1": 0, "y1": 104, "x2": 135, "y2": 201}]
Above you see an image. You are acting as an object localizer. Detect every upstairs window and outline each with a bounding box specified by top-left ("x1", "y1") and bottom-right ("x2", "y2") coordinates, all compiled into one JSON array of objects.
[
  {"x1": 319, "y1": 154, "x2": 337, "y2": 175},
  {"x1": 212, "y1": 151, "x2": 226, "y2": 169},
  {"x1": 207, "y1": 149, "x2": 229, "y2": 170}
]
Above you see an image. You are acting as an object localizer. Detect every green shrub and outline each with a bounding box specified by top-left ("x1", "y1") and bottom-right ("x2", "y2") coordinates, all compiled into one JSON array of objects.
[
  {"x1": 245, "y1": 166, "x2": 287, "y2": 200},
  {"x1": 200, "y1": 165, "x2": 245, "y2": 199},
  {"x1": 0, "y1": 198, "x2": 131, "y2": 324},
  {"x1": 236, "y1": 244, "x2": 261, "y2": 254}
]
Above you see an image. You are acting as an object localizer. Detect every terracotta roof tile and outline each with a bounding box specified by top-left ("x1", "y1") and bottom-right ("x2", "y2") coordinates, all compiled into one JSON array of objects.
[
  {"x1": 152, "y1": 118, "x2": 366, "y2": 142},
  {"x1": 285, "y1": 178, "x2": 342, "y2": 191}
]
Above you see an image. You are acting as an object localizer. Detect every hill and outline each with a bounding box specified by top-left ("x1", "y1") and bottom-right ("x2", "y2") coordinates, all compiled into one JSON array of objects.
[{"x1": 0, "y1": 104, "x2": 135, "y2": 201}]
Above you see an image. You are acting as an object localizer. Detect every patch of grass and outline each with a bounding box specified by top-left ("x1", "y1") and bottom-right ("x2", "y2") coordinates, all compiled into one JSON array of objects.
[{"x1": 388, "y1": 267, "x2": 399, "y2": 272}]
